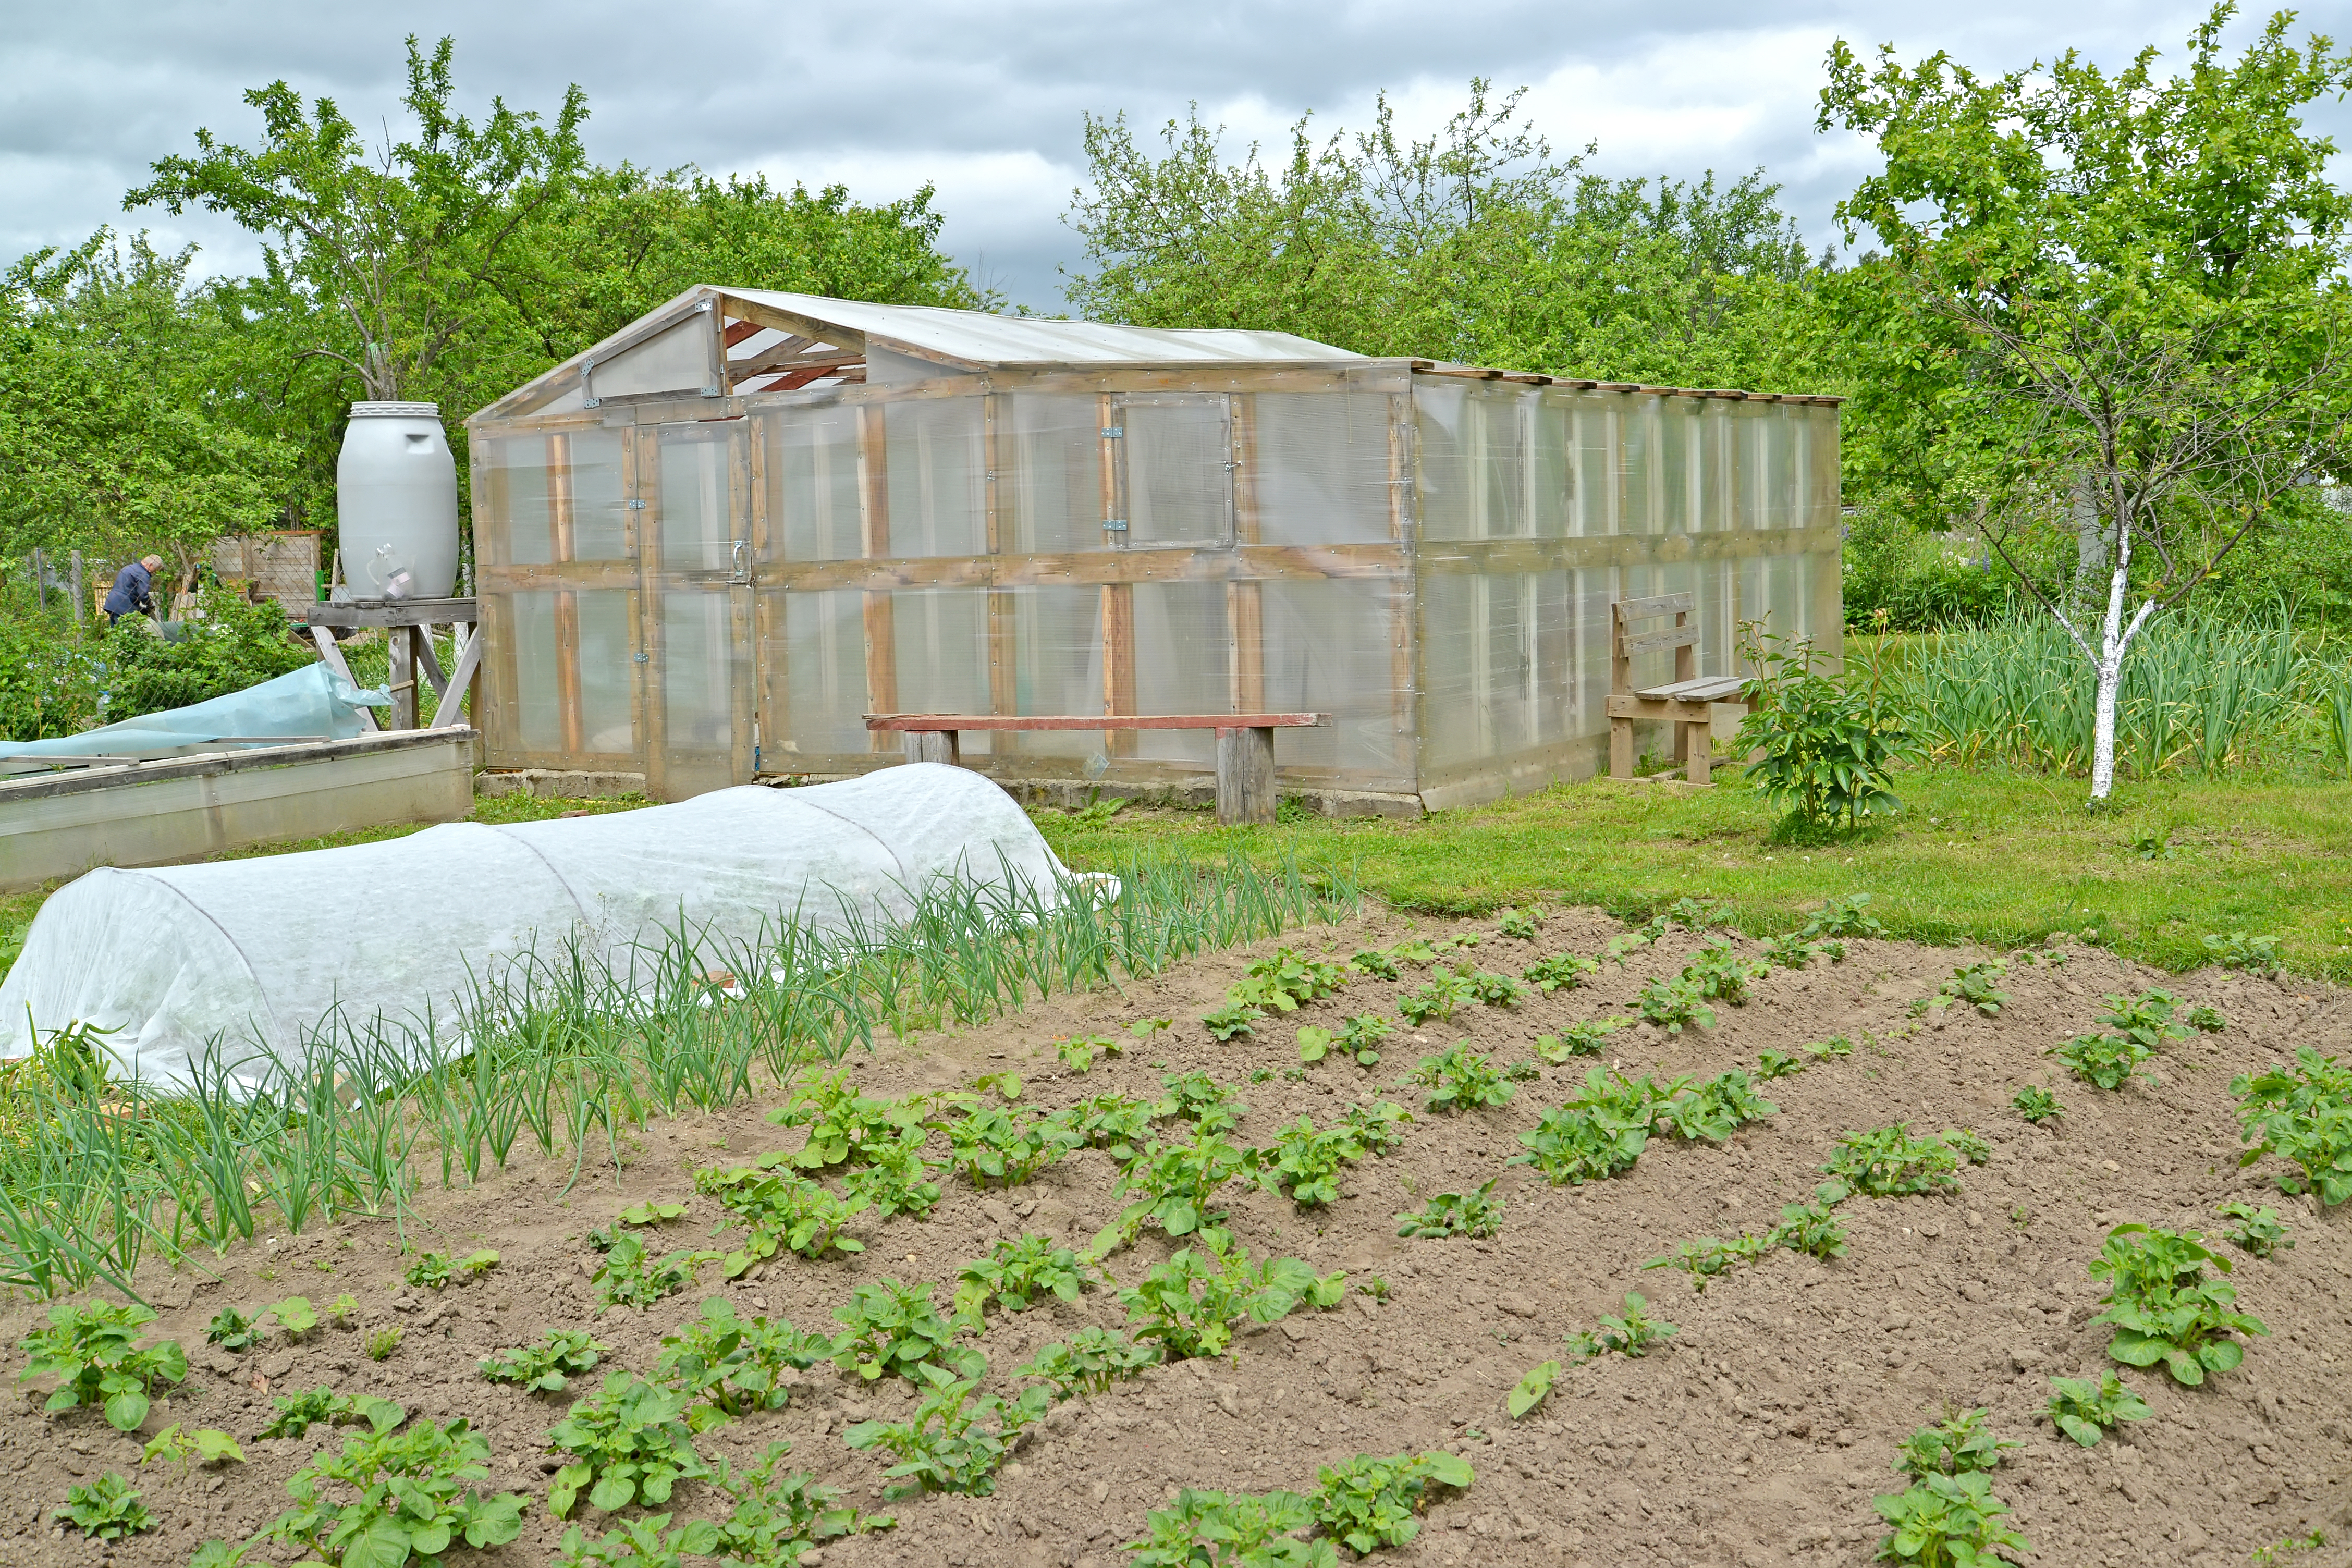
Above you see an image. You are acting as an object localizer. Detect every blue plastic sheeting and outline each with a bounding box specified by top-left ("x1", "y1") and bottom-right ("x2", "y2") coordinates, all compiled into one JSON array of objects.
[{"x1": 1, "y1": 664, "x2": 391, "y2": 760}]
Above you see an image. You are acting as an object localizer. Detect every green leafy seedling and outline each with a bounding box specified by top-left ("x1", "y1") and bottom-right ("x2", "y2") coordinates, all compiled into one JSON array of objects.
[
  {"x1": 2053, "y1": 1030, "x2": 2157, "y2": 1091},
  {"x1": 2012, "y1": 1084, "x2": 2062, "y2": 1123},
  {"x1": 329, "y1": 1293, "x2": 360, "y2": 1328},
  {"x1": 1893, "y1": 1407, "x2": 2018, "y2": 1478},
  {"x1": 257, "y1": 1387, "x2": 408, "y2": 1440},
  {"x1": 1124, "y1": 1487, "x2": 1318, "y2": 1566},
  {"x1": 55, "y1": 1473, "x2": 151, "y2": 1539},
  {"x1": 1016, "y1": 1327, "x2": 1162, "y2": 1400},
  {"x1": 1407, "y1": 1043, "x2": 1514, "y2": 1114},
  {"x1": 1508, "y1": 1361, "x2": 1561, "y2": 1419},
  {"x1": 17, "y1": 1301, "x2": 188, "y2": 1432},
  {"x1": 483, "y1": 1330, "x2": 610, "y2": 1394},
  {"x1": 1822, "y1": 1125, "x2": 1963, "y2": 1197},
  {"x1": 2203, "y1": 930, "x2": 2281, "y2": 976},
  {"x1": 366, "y1": 1326, "x2": 402, "y2": 1362},
  {"x1": 1567, "y1": 1292, "x2": 1676, "y2": 1359},
  {"x1": 1396, "y1": 1180, "x2": 1504, "y2": 1240},
  {"x1": 272, "y1": 1296, "x2": 318, "y2": 1339},
  {"x1": 844, "y1": 1358, "x2": 1048, "y2": 1501},
  {"x1": 1298, "y1": 1013, "x2": 1392, "y2": 1068},
  {"x1": 1118, "y1": 1240, "x2": 1333, "y2": 1361},
  {"x1": 207, "y1": 1306, "x2": 267, "y2": 1353},
  {"x1": 1522, "y1": 952, "x2": 1597, "y2": 994},
  {"x1": 1055, "y1": 1034, "x2": 1122, "y2": 1073},
  {"x1": 1756, "y1": 1048, "x2": 1806, "y2": 1080},
  {"x1": 1496, "y1": 908, "x2": 1541, "y2": 939},
  {"x1": 1636, "y1": 974, "x2": 1716, "y2": 1033},
  {"x1": 830, "y1": 1279, "x2": 985, "y2": 1385},
  {"x1": 2187, "y1": 1004, "x2": 2227, "y2": 1033},
  {"x1": 1532, "y1": 1016, "x2": 1630, "y2": 1063},
  {"x1": 141, "y1": 1425, "x2": 246, "y2": 1474},
  {"x1": 1872, "y1": 1473, "x2": 2030, "y2": 1565},
  {"x1": 1201, "y1": 1002, "x2": 1263, "y2": 1042},
  {"x1": 656, "y1": 1300, "x2": 829, "y2": 1429},
  {"x1": 554, "y1": 1511, "x2": 719, "y2": 1568},
  {"x1": 252, "y1": 1417, "x2": 526, "y2": 1564},
  {"x1": 954, "y1": 1235, "x2": 1092, "y2": 1320},
  {"x1": 2217, "y1": 1200, "x2": 2293, "y2": 1259},
  {"x1": 2089, "y1": 1223, "x2": 2269, "y2": 1385},
  {"x1": 2044, "y1": 1371, "x2": 2151, "y2": 1447},
  {"x1": 615, "y1": 1201, "x2": 689, "y2": 1228}
]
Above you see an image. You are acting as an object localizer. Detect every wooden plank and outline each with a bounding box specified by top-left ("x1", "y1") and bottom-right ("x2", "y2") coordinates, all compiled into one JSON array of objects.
[
  {"x1": 476, "y1": 563, "x2": 639, "y2": 592},
  {"x1": 1637, "y1": 675, "x2": 1751, "y2": 703},
  {"x1": 430, "y1": 628, "x2": 485, "y2": 728},
  {"x1": 1620, "y1": 623, "x2": 1700, "y2": 657},
  {"x1": 308, "y1": 627, "x2": 379, "y2": 733},
  {"x1": 713, "y1": 294, "x2": 869, "y2": 355},
  {"x1": 728, "y1": 418, "x2": 755, "y2": 786},
  {"x1": 865, "y1": 713, "x2": 1327, "y2": 732},
  {"x1": 728, "y1": 542, "x2": 1411, "y2": 595},
  {"x1": 549, "y1": 431, "x2": 576, "y2": 562},
  {"x1": 721, "y1": 318, "x2": 766, "y2": 349},
  {"x1": 863, "y1": 593, "x2": 897, "y2": 750},
  {"x1": 414, "y1": 629, "x2": 450, "y2": 698},
  {"x1": 987, "y1": 590, "x2": 1016, "y2": 746},
  {"x1": 1229, "y1": 581, "x2": 1264, "y2": 714},
  {"x1": 903, "y1": 730, "x2": 961, "y2": 765},
  {"x1": 1614, "y1": 591, "x2": 1695, "y2": 621},
  {"x1": 296, "y1": 597, "x2": 481, "y2": 628},
  {"x1": 629, "y1": 428, "x2": 666, "y2": 798},
  {"x1": 1102, "y1": 582, "x2": 1135, "y2": 757},
  {"x1": 1216, "y1": 725, "x2": 1278, "y2": 825},
  {"x1": 388, "y1": 626, "x2": 417, "y2": 730},
  {"x1": 1098, "y1": 391, "x2": 1120, "y2": 542},
  {"x1": 983, "y1": 392, "x2": 1002, "y2": 555}
]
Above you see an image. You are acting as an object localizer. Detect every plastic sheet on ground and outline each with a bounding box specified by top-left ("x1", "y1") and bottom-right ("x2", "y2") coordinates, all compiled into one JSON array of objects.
[
  {"x1": 0, "y1": 764, "x2": 1080, "y2": 1093},
  {"x1": 0, "y1": 664, "x2": 391, "y2": 761}
]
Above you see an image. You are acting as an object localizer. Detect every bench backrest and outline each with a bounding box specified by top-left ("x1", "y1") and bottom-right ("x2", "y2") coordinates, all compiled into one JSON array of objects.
[{"x1": 1611, "y1": 593, "x2": 1697, "y2": 692}]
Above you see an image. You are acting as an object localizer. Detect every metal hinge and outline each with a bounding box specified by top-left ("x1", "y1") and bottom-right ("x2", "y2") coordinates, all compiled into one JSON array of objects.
[
  {"x1": 1102, "y1": 519, "x2": 1129, "y2": 533},
  {"x1": 632, "y1": 652, "x2": 649, "y2": 663},
  {"x1": 627, "y1": 499, "x2": 647, "y2": 510},
  {"x1": 1100, "y1": 426, "x2": 1123, "y2": 439},
  {"x1": 700, "y1": 384, "x2": 720, "y2": 396}
]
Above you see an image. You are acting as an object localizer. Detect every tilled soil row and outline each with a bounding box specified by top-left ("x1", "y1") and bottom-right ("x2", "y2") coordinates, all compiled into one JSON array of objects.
[{"x1": 2, "y1": 905, "x2": 2346, "y2": 1568}]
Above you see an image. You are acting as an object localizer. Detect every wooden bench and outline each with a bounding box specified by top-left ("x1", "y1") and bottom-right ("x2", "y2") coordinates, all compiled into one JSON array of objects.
[
  {"x1": 864, "y1": 713, "x2": 1329, "y2": 825},
  {"x1": 1605, "y1": 594, "x2": 1756, "y2": 786}
]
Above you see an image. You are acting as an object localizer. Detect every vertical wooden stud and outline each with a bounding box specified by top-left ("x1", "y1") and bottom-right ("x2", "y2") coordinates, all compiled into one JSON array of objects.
[
  {"x1": 633, "y1": 426, "x2": 669, "y2": 800},
  {"x1": 1228, "y1": 582, "x2": 1264, "y2": 715},
  {"x1": 749, "y1": 414, "x2": 785, "y2": 774},
  {"x1": 728, "y1": 418, "x2": 755, "y2": 785},
  {"x1": 388, "y1": 626, "x2": 417, "y2": 730},
  {"x1": 549, "y1": 431, "x2": 584, "y2": 757},
  {"x1": 1101, "y1": 582, "x2": 1135, "y2": 757},
  {"x1": 858, "y1": 402, "x2": 896, "y2": 741}
]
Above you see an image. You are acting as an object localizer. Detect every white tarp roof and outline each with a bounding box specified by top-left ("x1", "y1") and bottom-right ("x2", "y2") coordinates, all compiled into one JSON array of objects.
[
  {"x1": 721, "y1": 289, "x2": 1363, "y2": 369},
  {"x1": 0, "y1": 766, "x2": 1080, "y2": 1093}
]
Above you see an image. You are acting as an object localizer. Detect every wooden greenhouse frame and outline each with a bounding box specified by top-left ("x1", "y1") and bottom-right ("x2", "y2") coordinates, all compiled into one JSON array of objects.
[{"x1": 465, "y1": 288, "x2": 1842, "y2": 812}]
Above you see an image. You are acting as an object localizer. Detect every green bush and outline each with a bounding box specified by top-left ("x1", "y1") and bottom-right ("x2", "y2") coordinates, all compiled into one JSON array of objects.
[
  {"x1": 96, "y1": 590, "x2": 313, "y2": 722},
  {"x1": 1733, "y1": 628, "x2": 1914, "y2": 837},
  {"x1": 1841, "y1": 513, "x2": 2019, "y2": 632},
  {"x1": 0, "y1": 617, "x2": 101, "y2": 740}
]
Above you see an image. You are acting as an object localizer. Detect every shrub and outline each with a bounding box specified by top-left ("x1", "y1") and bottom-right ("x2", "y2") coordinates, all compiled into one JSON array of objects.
[
  {"x1": 1732, "y1": 627, "x2": 1914, "y2": 835},
  {"x1": 96, "y1": 590, "x2": 314, "y2": 722}
]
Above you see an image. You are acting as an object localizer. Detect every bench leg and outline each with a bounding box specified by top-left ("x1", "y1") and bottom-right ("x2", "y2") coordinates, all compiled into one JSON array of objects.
[
  {"x1": 1217, "y1": 725, "x2": 1277, "y2": 826},
  {"x1": 1684, "y1": 719, "x2": 1712, "y2": 787},
  {"x1": 903, "y1": 731, "x2": 960, "y2": 766},
  {"x1": 1609, "y1": 716, "x2": 1634, "y2": 780}
]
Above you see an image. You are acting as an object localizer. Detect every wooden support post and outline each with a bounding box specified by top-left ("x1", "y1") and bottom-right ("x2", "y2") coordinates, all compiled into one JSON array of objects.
[
  {"x1": 388, "y1": 624, "x2": 418, "y2": 729},
  {"x1": 1684, "y1": 718, "x2": 1713, "y2": 787},
  {"x1": 1609, "y1": 715, "x2": 1634, "y2": 780},
  {"x1": 414, "y1": 629, "x2": 449, "y2": 697},
  {"x1": 1101, "y1": 582, "x2": 1135, "y2": 757},
  {"x1": 308, "y1": 626, "x2": 379, "y2": 733},
  {"x1": 903, "y1": 730, "x2": 960, "y2": 766},
  {"x1": 1217, "y1": 725, "x2": 1277, "y2": 826},
  {"x1": 859, "y1": 403, "x2": 896, "y2": 749},
  {"x1": 431, "y1": 626, "x2": 485, "y2": 729}
]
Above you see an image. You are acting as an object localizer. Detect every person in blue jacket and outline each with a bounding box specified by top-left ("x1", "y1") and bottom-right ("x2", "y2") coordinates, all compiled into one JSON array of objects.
[{"x1": 102, "y1": 555, "x2": 165, "y2": 626}]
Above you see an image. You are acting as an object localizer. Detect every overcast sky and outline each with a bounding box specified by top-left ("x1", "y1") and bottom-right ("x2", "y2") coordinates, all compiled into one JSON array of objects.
[{"x1": 4, "y1": 1, "x2": 2346, "y2": 312}]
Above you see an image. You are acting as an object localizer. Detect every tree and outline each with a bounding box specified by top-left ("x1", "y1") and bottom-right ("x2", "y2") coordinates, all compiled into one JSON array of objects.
[
  {"x1": 1819, "y1": 4, "x2": 2352, "y2": 799},
  {"x1": 127, "y1": 35, "x2": 589, "y2": 409},
  {"x1": 1065, "y1": 81, "x2": 1834, "y2": 393},
  {"x1": 0, "y1": 232, "x2": 295, "y2": 582}
]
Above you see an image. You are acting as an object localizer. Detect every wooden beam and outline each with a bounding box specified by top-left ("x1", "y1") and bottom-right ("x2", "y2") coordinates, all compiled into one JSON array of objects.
[
  {"x1": 728, "y1": 338, "x2": 847, "y2": 378},
  {"x1": 866, "y1": 713, "x2": 1328, "y2": 732},
  {"x1": 1102, "y1": 582, "x2": 1136, "y2": 757},
  {"x1": 430, "y1": 629, "x2": 484, "y2": 729},
  {"x1": 721, "y1": 318, "x2": 766, "y2": 348},
  {"x1": 858, "y1": 401, "x2": 895, "y2": 750},
  {"x1": 714, "y1": 293, "x2": 869, "y2": 354}
]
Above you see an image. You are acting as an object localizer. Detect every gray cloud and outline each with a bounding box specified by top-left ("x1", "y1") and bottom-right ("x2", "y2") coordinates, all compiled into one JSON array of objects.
[{"x1": 4, "y1": 1, "x2": 2341, "y2": 311}]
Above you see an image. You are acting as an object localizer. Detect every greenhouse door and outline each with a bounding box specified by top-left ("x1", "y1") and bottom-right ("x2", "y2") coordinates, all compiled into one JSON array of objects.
[
  {"x1": 638, "y1": 420, "x2": 755, "y2": 800},
  {"x1": 1111, "y1": 394, "x2": 1234, "y2": 546}
]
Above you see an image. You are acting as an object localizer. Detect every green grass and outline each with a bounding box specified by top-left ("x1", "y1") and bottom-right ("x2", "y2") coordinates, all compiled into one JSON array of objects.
[{"x1": 1033, "y1": 768, "x2": 2352, "y2": 983}]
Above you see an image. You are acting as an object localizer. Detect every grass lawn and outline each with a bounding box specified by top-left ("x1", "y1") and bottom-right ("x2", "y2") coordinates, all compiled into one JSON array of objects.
[
  {"x1": 6, "y1": 766, "x2": 2347, "y2": 982},
  {"x1": 1034, "y1": 767, "x2": 2352, "y2": 983}
]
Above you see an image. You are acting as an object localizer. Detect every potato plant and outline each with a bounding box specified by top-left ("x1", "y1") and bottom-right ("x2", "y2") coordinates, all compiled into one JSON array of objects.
[
  {"x1": 829, "y1": 1279, "x2": 985, "y2": 1384},
  {"x1": 1246, "y1": 1117, "x2": 1365, "y2": 1208},
  {"x1": 1650, "y1": 1069, "x2": 1778, "y2": 1143},
  {"x1": 1522, "y1": 952, "x2": 1597, "y2": 993},
  {"x1": 207, "y1": 1307, "x2": 266, "y2": 1353},
  {"x1": 1872, "y1": 1472, "x2": 2030, "y2": 1566},
  {"x1": 1511, "y1": 1101, "x2": 1648, "y2": 1187},
  {"x1": 1118, "y1": 1241, "x2": 1341, "y2": 1359},
  {"x1": 1804, "y1": 892, "x2": 1885, "y2": 938},
  {"x1": 2088, "y1": 1223, "x2": 2269, "y2": 1385},
  {"x1": 257, "y1": 1388, "x2": 407, "y2": 1440},
  {"x1": 545, "y1": 1374, "x2": 709, "y2": 1518},
  {"x1": 237, "y1": 1418, "x2": 529, "y2": 1566},
  {"x1": 1755, "y1": 1048, "x2": 1805, "y2": 1080},
  {"x1": 655, "y1": 1300, "x2": 829, "y2": 1426},
  {"x1": 706, "y1": 1442, "x2": 890, "y2": 1563},
  {"x1": 1683, "y1": 939, "x2": 1767, "y2": 1005},
  {"x1": 2053, "y1": 1030, "x2": 2158, "y2": 1091},
  {"x1": 1567, "y1": 1292, "x2": 1676, "y2": 1359},
  {"x1": 764, "y1": 1070, "x2": 922, "y2": 1170},
  {"x1": 1508, "y1": 1359, "x2": 1561, "y2": 1418},
  {"x1": 695, "y1": 1166, "x2": 866, "y2": 1272},
  {"x1": 1157, "y1": 1070, "x2": 1249, "y2": 1134},
  {"x1": 141, "y1": 1425, "x2": 246, "y2": 1474},
  {"x1": 1125, "y1": 1487, "x2": 1322, "y2": 1567},
  {"x1": 2203, "y1": 930, "x2": 2281, "y2": 975},
  {"x1": 17, "y1": 1301, "x2": 188, "y2": 1431},
  {"x1": 2044, "y1": 1371, "x2": 2151, "y2": 1447},
  {"x1": 592, "y1": 1233, "x2": 720, "y2": 1309},
  {"x1": 1297, "y1": 1014, "x2": 1391, "y2": 1068},
  {"x1": 1636, "y1": 974, "x2": 1716, "y2": 1033},
  {"x1": 1016, "y1": 1327, "x2": 1163, "y2": 1400},
  {"x1": 944, "y1": 1106, "x2": 1083, "y2": 1187},
  {"x1": 1406, "y1": 1043, "x2": 1514, "y2": 1114},
  {"x1": 1395, "y1": 1180, "x2": 1504, "y2": 1240},
  {"x1": 1096, "y1": 1129, "x2": 1249, "y2": 1253},
  {"x1": 1893, "y1": 1407, "x2": 2018, "y2": 1478},
  {"x1": 1231, "y1": 949, "x2": 1349, "y2": 1012},
  {"x1": 2099, "y1": 988, "x2": 2190, "y2": 1051},
  {"x1": 953, "y1": 1234, "x2": 1093, "y2": 1319},
  {"x1": 2217, "y1": 1200, "x2": 2293, "y2": 1259},
  {"x1": 1533, "y1": 1017, "x2": 1629, "y2": 1062},
  {"x1": 839, "y1": 1128, "x2": 941, "y2": 1219},
  {"x1": 2012, "y1": 1084, "x2": 2062, "y2": 1123},
  {"x1": 481, "y1": 1329, "x2": 609, "y2": 1395},
  {"x1": 1919, "y1": 959, "x2": 2009, "y2": 1018},
  {"x1": 1821, "y1": 1125, "x2": 1966, "y2": 1197},
  {"x1": 1048, "y1": 1093, "x2": 1159, "y2": 1156},
  {"x1": 2233, "y1": 1046, "x2": 2352, "y2": 1205},
  {"x1": 1338, "y1": 1099, "x2": 1413, "y2": 1156},
  {"x1": 55, "y1": 1473, "x2": 150, "y2": 1540},
  {"x1": 554, "y1": 1512, "x2": 716, "y2": 1568},
  {"x1": 403, "y1": 1249, "x2": 499, "y2": 1290},
  {"x1": 1398, "y1": 969, "x2": 1477, "y2": 1025},
  {"x1": 1497, "y1": 906, "x2": 1542, "y2": 939},
  {"x1": 1312, "y1": 1451, "x2": 1475, "y2": 1556}
]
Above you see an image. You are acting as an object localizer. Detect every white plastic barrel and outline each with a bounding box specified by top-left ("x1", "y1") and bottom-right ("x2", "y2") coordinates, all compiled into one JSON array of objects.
[{"x1": 337, "y1": 402, "x2": 459, "y2": 599}]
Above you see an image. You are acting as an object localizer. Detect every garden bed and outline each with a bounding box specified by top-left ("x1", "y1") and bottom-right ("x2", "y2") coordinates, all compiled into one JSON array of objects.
[{"x1": 3, "y1": 905, "x2": 2345, "y2": 1568}]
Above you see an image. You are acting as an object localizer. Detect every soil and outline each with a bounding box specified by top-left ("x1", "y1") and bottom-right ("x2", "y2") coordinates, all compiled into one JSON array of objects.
[{"x1": 2, "y1": 906, "x2": 2347, "y2": 1568}]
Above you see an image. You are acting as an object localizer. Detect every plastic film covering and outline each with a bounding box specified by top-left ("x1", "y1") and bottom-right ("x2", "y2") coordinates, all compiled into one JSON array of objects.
[
  {"x1": 468, "y1": 360, "x2": 1832, "y2": 808},
  {"x1": 0, "y1": 766, "x2": 1081, "y2": 1092},
  {"x1": 1413, "y1": 382, "x2": 1836, "y2": 792}
]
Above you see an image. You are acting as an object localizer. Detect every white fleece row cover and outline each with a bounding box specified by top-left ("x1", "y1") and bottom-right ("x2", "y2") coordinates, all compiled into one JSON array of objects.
[{"x1": 0, "y1": 765, "x2": 1074, "y2": 1093}]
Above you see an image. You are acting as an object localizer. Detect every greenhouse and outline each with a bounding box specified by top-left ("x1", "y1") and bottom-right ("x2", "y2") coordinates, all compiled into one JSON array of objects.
[{"x1": 467, "y1": 289, "x2": 1843, "y2": 812}]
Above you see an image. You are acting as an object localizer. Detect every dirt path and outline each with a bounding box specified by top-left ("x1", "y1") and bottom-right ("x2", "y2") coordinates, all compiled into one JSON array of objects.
[{"x1": 4, "y1": 908, "x2": 2345, "y2": 1567}]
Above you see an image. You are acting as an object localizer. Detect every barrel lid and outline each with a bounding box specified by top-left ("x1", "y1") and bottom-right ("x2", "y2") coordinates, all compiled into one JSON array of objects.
[{"x1": 348, "y1": 401, "x2": 442, "y2": 418}]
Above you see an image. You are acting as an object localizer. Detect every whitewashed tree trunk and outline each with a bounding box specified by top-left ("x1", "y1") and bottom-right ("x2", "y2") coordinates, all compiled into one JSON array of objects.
[{"x1": 2084, "y1": 520, "x2": 2155, "y2": 802}]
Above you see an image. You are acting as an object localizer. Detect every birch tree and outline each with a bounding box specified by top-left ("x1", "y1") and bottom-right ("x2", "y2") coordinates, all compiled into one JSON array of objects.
[{"x1": 1819, "y1": 4, "x2": 2352, "y2": 799}]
